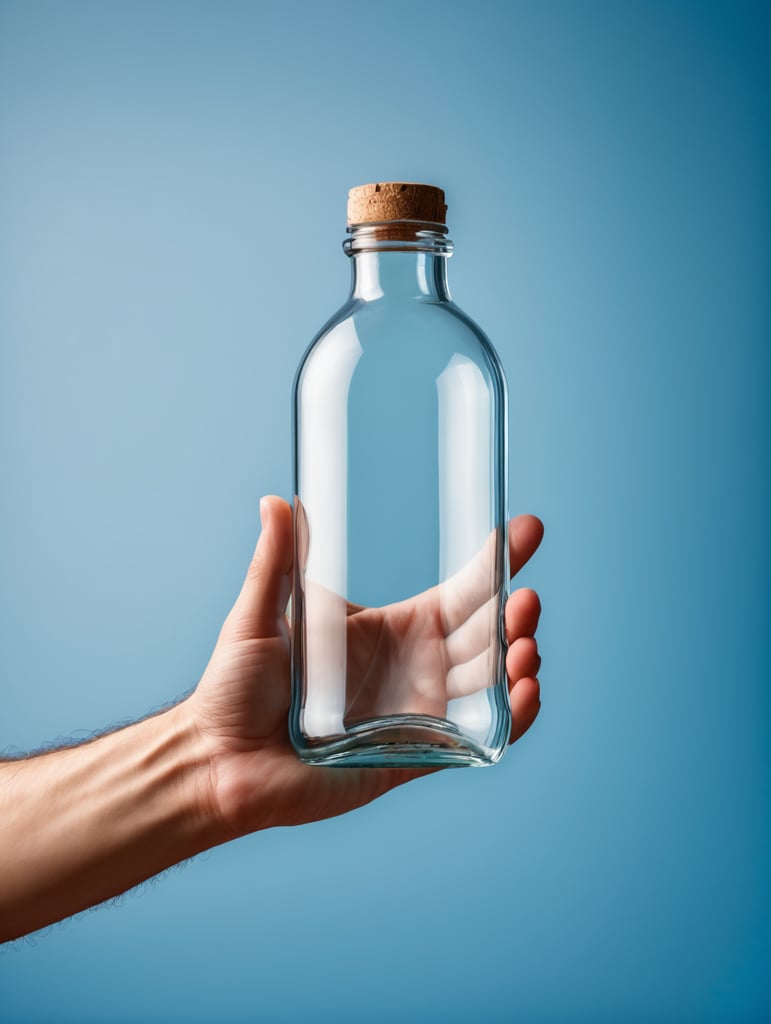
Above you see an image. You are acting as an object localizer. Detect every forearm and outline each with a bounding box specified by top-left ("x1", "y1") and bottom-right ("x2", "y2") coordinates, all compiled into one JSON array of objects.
[{"x1": 0, "y1": 701, "x2": 221, "y2": 942}]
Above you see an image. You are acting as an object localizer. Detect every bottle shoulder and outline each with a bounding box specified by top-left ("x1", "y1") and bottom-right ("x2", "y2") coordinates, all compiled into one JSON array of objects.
[
  {"x1": 293, "y1": 295, "x2": 508, "y2": 461},
  {"x1": 292, "y1": 297, "x2": 360, "y2": 379},
  {"x1": 296, "y1": 296, "x2": 505, "y2": 385}
]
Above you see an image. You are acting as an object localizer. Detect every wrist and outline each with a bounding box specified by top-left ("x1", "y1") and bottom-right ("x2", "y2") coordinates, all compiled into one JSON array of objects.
[{"x1": 159, "y1": 698, "x2": 237, "y2": 851}]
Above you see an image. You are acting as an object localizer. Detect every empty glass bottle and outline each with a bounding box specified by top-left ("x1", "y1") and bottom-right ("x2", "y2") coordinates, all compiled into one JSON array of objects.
[{"x1": 291, "y1": 182, "x2": 509, "y2": 767}]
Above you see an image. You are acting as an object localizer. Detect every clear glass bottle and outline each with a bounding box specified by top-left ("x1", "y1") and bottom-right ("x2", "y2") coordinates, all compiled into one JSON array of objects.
[{"x1": 291, "y1": 182, "x2": 509, "y2": 767}]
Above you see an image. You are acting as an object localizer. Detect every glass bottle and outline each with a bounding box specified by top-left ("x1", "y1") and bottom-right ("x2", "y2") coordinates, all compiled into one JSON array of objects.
[{"x1": 291, "y1": 182, "x2": 509, "y2": 767}]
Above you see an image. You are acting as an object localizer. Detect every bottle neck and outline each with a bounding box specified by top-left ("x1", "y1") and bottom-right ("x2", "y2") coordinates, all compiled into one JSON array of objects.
[{"x1": 344, "y1": 222, "x2": 453, "y2": 302}]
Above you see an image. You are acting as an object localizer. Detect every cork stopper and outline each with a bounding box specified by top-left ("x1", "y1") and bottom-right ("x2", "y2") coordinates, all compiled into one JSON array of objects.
[{"x1": 347, "y1": 182, "x2": 447, "y2": 227}]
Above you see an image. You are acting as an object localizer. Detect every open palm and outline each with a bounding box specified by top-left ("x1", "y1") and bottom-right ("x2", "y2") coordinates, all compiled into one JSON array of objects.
[
  {"x1": 340, "y1": 526, "x2": 516, "y2": 722},
  {"x1": 188, "y1": 497, "x2": 543, "y2": 840}
]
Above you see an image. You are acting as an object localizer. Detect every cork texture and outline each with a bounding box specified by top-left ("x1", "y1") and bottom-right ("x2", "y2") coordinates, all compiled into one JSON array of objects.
[{"x1": 347, "y1": 182, "x2": 447, "y2": 226}]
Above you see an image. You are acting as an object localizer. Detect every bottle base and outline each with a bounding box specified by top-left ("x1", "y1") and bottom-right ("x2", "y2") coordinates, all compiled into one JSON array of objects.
[{"x1": 294, "y1": 714, "x2": 506, "y2": 768}]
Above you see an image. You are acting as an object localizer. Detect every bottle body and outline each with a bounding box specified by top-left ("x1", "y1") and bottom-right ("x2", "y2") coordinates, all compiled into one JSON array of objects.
[{"x1": 291, "y1": 219, "x2": 510, "y2": 767}]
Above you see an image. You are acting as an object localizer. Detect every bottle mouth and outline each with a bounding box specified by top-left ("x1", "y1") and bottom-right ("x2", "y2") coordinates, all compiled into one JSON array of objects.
[{"x1": 343, "y1": 220, "x2": 453, "y2": 256}]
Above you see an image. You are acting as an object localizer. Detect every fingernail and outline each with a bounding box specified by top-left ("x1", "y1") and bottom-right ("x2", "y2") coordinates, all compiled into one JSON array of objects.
[{"x1": 259, "y1": 498, "x2": 268, "y2": 528}]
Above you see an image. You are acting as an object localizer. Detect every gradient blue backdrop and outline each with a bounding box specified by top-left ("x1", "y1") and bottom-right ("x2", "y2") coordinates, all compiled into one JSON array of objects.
[{"x1": 1, "y1": 1, "x2": 769, "y2": 1021}]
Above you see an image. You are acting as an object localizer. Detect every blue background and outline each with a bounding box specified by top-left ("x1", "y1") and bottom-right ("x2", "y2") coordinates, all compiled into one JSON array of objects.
[{"x1": 1, "y1": 1, "x2": 769, "y2": 1021}]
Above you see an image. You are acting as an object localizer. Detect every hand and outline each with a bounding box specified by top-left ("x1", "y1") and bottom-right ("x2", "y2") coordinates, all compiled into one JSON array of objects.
[
  {"x1": 187, "y1": 496, "x2": 543, "y2": 839},
  {"x1": 0, "y1": 495, "x2": 543, "y2": 941}
]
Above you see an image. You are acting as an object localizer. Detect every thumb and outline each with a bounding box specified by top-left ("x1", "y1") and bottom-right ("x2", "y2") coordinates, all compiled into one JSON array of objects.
[{"x1": 220, "y1": 496, "x2": 294, "y2": 643}]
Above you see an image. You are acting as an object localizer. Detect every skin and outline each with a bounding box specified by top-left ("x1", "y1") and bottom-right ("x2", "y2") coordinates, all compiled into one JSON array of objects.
[{"x1": 0, "y1": 496, "x2": 542, "y2": 942}]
